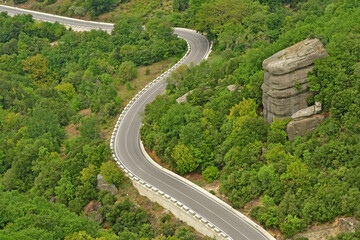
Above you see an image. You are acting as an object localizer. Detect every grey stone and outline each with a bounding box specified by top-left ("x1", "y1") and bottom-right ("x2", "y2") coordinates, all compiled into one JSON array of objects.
[
  {"x1": 263, "y1": 38, "x2": 328, "y2": 75},
  {"x1": 292, "y1": 102, "x2": 322, "y2": 119},
  {"x1": 264, "y1": 66, "x2": 313, "y2": 90},
  {"x1": 227, "y1": 84, "x2": 242, "y2": 92},
  {"x1": 176, "y1": 90, "x2": 193, "y2": 104},
  {"x1": 263, "y1": 91, "x2": 313, "y2": 118},
  {"x1": 339, "y1": 217, "x2": 359, "y2": 232},
  {"x1": 96, "y1": 174, "x2": 118, "y2": 195},
  {"x1": 286, "y1": 114, "x2": 325, "y2": 140},
  {"x1": 262, "y1": 82, "x2": 308, "y2": 98}
]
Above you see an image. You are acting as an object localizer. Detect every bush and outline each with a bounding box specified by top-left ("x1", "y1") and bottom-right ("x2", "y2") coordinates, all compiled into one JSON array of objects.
[
  {"x1": 99, "y1": 161, "x2": 124, "y2": 186},
  {"x1": 13, "y1": 0, "x2": 29, "y2": 4},
  {"x1": 202, "y1": 165, "x2": 220, "y2": 183}
]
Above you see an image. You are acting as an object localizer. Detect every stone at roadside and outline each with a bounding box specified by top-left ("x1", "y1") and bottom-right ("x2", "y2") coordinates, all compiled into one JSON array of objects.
[{"x1": 97, "y1": 174, "x2": 118, "y2": 195}]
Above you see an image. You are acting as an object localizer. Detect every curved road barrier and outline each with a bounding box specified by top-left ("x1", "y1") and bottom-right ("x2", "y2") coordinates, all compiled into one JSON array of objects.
[{"x1": 0, "y1": 5, "x2": 275, "y2": 240}]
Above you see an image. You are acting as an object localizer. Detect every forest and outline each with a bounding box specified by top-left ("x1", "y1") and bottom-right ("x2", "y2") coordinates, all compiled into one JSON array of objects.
[
  {"x1": 1, "y1": 0, "x2": 360, "y2": 239},
  {"x1": 0, "y1": 11, "x2": 201, "y2": 239},
  {"x1": 140, "y1": 0, "x2": 360, "y2": 239}
]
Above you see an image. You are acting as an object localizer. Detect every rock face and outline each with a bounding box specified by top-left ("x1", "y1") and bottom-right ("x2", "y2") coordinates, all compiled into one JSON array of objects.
[
  {"x1": 263, "y1": 38, "x2": 328, "y2": 76},
  {"x1": 262, "y1": 38, "x2": 328, "y2": 124},
  {"x1": 96, "y1": 174, "x2": 118, "y2": 195},
  {"x1": 286, "y1": 114, "x2": 325, "y2": 140}
]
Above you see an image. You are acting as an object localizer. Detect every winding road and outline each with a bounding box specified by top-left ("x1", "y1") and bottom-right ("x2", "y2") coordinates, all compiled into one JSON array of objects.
[{"x1": 0, "y1": 5, "x2": 274, "y2": 240}]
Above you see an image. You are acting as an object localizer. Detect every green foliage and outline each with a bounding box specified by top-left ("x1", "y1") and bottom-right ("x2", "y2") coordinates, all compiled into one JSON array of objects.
[
  {"x1": 202, "y1": 165, "x2": 220, "y2": 183},
  {"x1": 106, "y1": 198, "x2": 150, "y2": 235},
  {"x1": 99, "y1": 161, "x2": 124, "y2": 187},
  {"x1": 142, "y1": 1, "x2": 360, "y2": 237},
  {"x1": 280, "y1": 215, "x2": 305, "y2": 238},
  {"x1": 85, "y1": 0, "x2": 116, "y2": 17},
  {"x1": 172, "y1": 143, "x2": 199, "y2": 174},
  {"x1": 118, "y1": 61, "x2": 137, "y2": 82},
  {"x1": 0, "y1": 191, "x2": 99, "y2": 239},
  {"x1": 0, "y1": 13, "x2": 188, "y2": 239}
]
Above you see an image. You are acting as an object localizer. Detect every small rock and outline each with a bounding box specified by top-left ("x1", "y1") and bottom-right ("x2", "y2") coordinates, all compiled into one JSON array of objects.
[
  {"x1": 176, "y1": 90, "x2": 193, "y2": 104},
  {"x1": 292, "y1": 102, "x2": 322, "y2": 119},
  {"x1": 227, "y1": 84, "x2": 242, "y2": 92},
  {"x1": 339, "y1": 217, "x2": 359, "y2": 232},
  {"x1": 97, "y1": 174, "x2": 118, "y2": 195}
]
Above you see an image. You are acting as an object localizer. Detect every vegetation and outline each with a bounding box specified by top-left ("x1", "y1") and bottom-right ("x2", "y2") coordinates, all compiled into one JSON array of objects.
[
  {"x1": 0, "y1": 12, "x2": 200, "y2": 239},
  {"x1": 2, "y1": 0, "x2": 360, "y2": 239},
  {"x1": 140, "y1": 0, "x2": 360, "y2": 238}
]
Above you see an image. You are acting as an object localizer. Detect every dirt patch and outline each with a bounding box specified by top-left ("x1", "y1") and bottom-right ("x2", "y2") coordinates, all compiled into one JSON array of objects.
[
  {"x1": 64, "y1": 108, "x2": 92, "y2": 137},
  {"x1": 116, "y1": 58, "x2": 175, "y2": 107},
  {"x1": 64, "y1": 123, "x2": 80, "y2": 137},
  {"x1": 295, "y1": 217, "x2": 359, "y2": 240}
]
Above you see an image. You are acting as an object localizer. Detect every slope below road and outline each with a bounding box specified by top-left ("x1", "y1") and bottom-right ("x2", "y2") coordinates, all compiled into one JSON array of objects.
[{"x1": 0, "y1": 5, "x2": 274, "y2": 239}]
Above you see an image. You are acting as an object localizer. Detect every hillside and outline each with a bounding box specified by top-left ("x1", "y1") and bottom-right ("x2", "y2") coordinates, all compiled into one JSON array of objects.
[
  {"x1": 0, "y1": 12, "x2": 209, "y2": 239},
  {"x1": 140, "y1": 0, "x2": 360, "y2": 239},
  {"x1": 1, "y1": 0, "x2": 360, "y2": 239}
]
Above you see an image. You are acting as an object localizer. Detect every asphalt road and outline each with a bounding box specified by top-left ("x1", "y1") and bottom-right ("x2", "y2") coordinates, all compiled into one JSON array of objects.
[{"x1": 0, "y1": 5, "x2": 273, "y2": 239}]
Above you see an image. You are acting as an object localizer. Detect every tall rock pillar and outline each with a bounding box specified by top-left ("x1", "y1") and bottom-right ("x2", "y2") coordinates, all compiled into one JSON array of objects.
[{"x1": 262, "y1": 38, "x2": 328, "y2": 123}]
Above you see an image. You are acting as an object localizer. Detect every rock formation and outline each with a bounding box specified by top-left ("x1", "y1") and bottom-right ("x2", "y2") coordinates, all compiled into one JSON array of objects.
[
  {"x1": 96, "y1": 174, "x2": 118, "y2": 195},
  {"x1": 286, "y1": 102, "x2": 324, "y2": 140},
  {"x1": 262, "y1": 38, "x2": 328, "y2": 139},
  {"x1": 262, "y1": 38, "x2": 328, "y2": 123}
]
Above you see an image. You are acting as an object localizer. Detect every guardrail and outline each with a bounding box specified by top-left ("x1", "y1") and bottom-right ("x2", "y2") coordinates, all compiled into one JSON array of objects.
[
  {"x1": 0, "y1": 7, "x2": 273, "y2": 238},
  {"x1": 109, "y1": 40, "x2": 237, "y2": 240}
]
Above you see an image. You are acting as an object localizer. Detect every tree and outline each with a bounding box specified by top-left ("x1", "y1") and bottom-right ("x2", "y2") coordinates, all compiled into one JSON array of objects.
[
  {"x1": 202, "y1": 165, "x2": 220, "y2": 183},
  {"x1": 22, "y1": 54, "x2": 52, "y2": 85},
  {"x1": 84, "y1": 0, "x2": 116, "y2": 17},
  {"x1": 118, "y1": 61, "x2": 137, "y2": 82},
  {"x1": 99, "y1": 161, "x2": 124, "y2": 187},
  {"x1": 280, "y1": 215, "x2": 305, "y2": 238},
  {"x1": 173, "y1": 0, "x2": 190, "y2": 12},
  {"x1": 79, "y1": 117, "x2": 100, "y2": 140},
  {"x1": 171, "y1": 143, "x2": 199, "y2": 174}
]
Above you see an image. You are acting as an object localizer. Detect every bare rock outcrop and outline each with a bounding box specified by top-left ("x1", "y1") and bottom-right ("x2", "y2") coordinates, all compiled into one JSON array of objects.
[
  {"x1": 262, "y1": 38, "x2": 327, "y2": 123},
  {"x1": 96, "y1": 174, "x2": 118, "y2": 195},
  {"x1": 262, "y1": 38, "x2": 327, "y2": 138},
  {"x1": 84, "y1": 201, "x2": 103, "y2": 223},
  {"x1": 286, "y1": 114, "x2": 325, "y2": 140},
  {"x1": 176, "y1": 90, "x2": 193, "y2": 104},
  {"x1": 262, "y1": 38, "x2": 328, "y2": 76}
]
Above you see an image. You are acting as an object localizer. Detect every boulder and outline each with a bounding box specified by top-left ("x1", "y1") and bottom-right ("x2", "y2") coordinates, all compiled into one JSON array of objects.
[
  {"x1": 263, "y1": 38, "x2": 328, "y2": 75},
  {"x1": 96, "y1": 174, "x2": 118, "y2": 195},
  {"x1": 286, "y1": 114, "x2": 325, "y2": 140},
  {"x1": 176, "y1": 90, "x2": 193, "y2": 104},
  {"x1": 292, "y1": 102, "x2": 322, "y2": 119},
  {"x1": 227, "y1": 84, "x2": 242, "y2": 92}
]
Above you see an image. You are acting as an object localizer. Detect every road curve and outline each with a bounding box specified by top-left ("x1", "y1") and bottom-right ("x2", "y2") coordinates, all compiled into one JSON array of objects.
[{"x1": 0, "y1": 5, "x2": 274, "y2": 240}]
